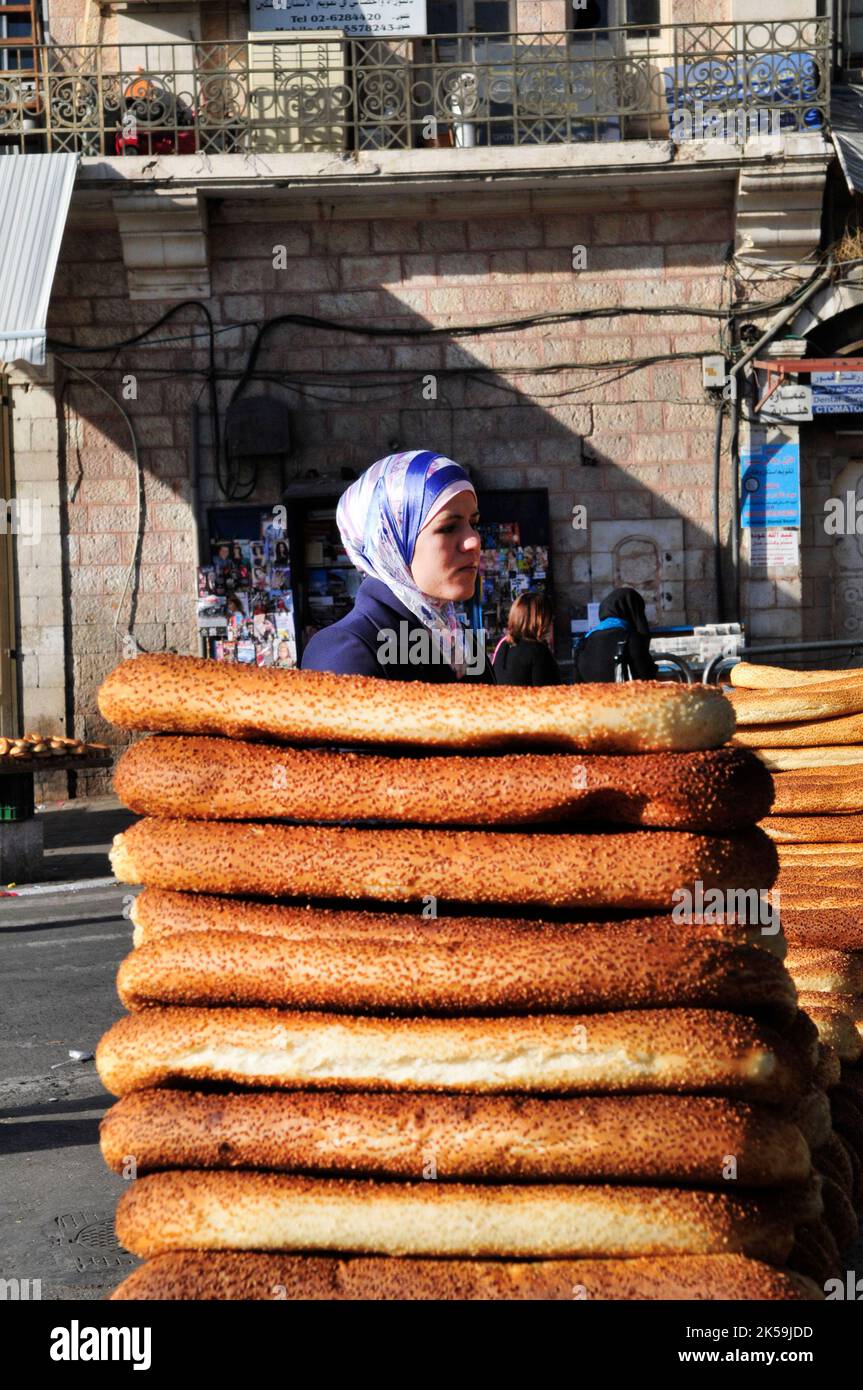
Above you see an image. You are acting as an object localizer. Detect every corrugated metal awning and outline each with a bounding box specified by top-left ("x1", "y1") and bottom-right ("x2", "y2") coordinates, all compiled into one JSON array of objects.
[
  {"x1": 0, "y1": 153, "x2": 78, "y2": 367},
  {"x1": 830, "y1": 83, "x2": 863, "y2": 196}
]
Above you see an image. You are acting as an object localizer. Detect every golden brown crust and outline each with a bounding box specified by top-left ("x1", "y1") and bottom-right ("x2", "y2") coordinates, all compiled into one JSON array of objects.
[
  {"x1": 113, "y1": 1170, "x2": 798, "y2": 1262},
  {"x1": 785, "y1": 949, "x2": 863, "y2": 994},
  {"x1": 116, "y1": 921, "x2": 797, "y2": 1023},
  {"x1": 730, "y1": 684, "x2": 863, "y2": 725},
  {"x1": 108, "y1": 1251, "x2": 823, "y2": 1301},
  {"x1": 131, "y1": 888, "x2": 787, "y2": 958},
  {"x1": 100, "y1": 1089, "x2": 811, "y2": 1185},
  {"x1": 778, "y1": 894, "x2": 863, "y2": 914},
  {"x1": 114, "y1": 737, "x2": 772, "y2": 833},
  {"x1": 798, "y1": 990, "x2": 862, "y2": 1014},
  {"x1": 98, "y1": 654, "x2": 736, "y2": 752},
  {"x1": 763, "y1": 814, "x2": 863, "y2": 844},
  {"x1": 795, "y1": 997, "x2": 863, "y2": 1064},
  {"x1": 753, "y1": 747, "x2": 863, "y2": 772},
  {"x1": 732, "y1": 712, "x2": 863, "y2": 748},
  {"x1": 94, "y1": 1005, "x2": 814, "y2": 1100},
  {"x1": 730, "y1": 663, "x2": 863, "y2": 690},
  {"x1": 110, "y1": 819, "x2": 778, "y2": 912},
  {"x1": 778, "y1": 841, "x2": 863, "y2": 855},
  {"x1": 780, "y1": 908, "x2": 863, "y2": 951},
  {"x1": 770, "y1": 767, "x2": 863, "y2": 815},
  {"x1": 775, "y1": 870, "x2": 863, "y2": 912},
  {"x1": 778, "y1": 867, "x2": 861, "y2": 889},
  {"x1": 777, "y1": 845, "x2": 863, "y2": 867}
]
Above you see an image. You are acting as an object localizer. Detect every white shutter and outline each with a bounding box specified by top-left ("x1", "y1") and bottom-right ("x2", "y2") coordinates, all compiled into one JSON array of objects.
[{"x1": 247, "y1": 31, "x2": 348, "y2": 152}]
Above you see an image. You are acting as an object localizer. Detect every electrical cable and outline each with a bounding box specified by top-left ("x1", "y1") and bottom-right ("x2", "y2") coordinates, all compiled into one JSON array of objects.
[
  {"x1": 43, "y1": 251, "x2": 858, "y2": 508},
  {"x1": 55, "y1": 357, "x2": 146, "y2": 654}
]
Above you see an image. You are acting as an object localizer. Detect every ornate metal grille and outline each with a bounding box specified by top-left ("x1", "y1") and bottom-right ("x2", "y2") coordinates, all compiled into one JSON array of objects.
[{"x1": 0, "y1": 20, "x2": 829, "y2": 156}]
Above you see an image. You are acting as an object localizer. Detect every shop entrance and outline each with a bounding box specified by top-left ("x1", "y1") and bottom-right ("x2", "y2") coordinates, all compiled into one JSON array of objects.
[{"x1": 0, "y1": 375, "x2": 18, "y2": 737}]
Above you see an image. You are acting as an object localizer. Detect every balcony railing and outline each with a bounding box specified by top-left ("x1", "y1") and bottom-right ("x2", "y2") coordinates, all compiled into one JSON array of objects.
[{"x1": 0, "y1": 19, "x2": 829, "y2": 158}]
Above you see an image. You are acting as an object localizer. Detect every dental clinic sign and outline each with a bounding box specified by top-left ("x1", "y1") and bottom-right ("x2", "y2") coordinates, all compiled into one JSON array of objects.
[{"x1": 250, "y1": 0, "x2": 427, "y2": 35}]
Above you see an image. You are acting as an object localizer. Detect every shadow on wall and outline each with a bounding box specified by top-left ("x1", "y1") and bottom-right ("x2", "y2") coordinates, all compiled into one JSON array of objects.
[{"x1": 41, "y1": 207, "x2": 734, "y2": 749}]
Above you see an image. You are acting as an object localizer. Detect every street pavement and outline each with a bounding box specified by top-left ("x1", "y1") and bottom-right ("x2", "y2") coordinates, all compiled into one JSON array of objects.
[{"x1": 0, "y1": 798, "x2": 140, "y2": 1300}]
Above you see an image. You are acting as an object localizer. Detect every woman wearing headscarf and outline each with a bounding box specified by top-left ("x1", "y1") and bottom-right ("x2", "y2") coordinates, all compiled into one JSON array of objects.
[
  {"x1": 572, "y1": 586, "x2": 659, "y2": 683},
  {"x1": 301, "y1": 449, "x2": 494, "y2": 683}
]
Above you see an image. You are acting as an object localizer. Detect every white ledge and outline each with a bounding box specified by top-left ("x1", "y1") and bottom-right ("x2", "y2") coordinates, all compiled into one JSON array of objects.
[{"x1": 74, "y1": 130, "x2": 832, "y2": 200}]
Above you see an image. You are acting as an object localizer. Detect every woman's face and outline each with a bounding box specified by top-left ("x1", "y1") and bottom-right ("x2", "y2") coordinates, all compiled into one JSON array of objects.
[{"x1": 410, "y1": 487, "x2": 480, "y2": 602}]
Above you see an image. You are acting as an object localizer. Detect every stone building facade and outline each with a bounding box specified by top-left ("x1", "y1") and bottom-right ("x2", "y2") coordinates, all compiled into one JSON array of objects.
[{"x1": 0, "y1": 0, "x2": 846, "y2": 798}]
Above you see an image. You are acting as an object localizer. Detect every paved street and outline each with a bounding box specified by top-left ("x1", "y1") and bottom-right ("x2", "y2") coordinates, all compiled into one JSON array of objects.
[{"x1": 0, "y1": 799, "x2": 139, "y2": 1300}]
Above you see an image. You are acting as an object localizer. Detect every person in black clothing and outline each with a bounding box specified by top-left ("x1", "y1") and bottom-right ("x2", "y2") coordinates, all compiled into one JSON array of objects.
[
  {"x1": 492, "y1": 591, "x2": 564, "y2": 686},
  {"x1": 301, "y1": 449, "x2": 495, "y2": 684},
  {"x1": 573, "y1": 586, "x2": 659, "y2": 683}
]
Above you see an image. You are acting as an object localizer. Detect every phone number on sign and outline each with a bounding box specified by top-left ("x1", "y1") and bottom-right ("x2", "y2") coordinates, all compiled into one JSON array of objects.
[{"x1": 301, "y1": 13, "x2": 385, "y2": 20}]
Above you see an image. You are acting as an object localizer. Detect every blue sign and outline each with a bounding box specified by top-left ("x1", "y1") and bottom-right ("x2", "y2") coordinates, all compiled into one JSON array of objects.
[
  {"x1": 811, "y1": 370, "x2": 863, "y2": 414},
  {"x1": 740, "y1": 437, "x2": 800, "y2": 527}
]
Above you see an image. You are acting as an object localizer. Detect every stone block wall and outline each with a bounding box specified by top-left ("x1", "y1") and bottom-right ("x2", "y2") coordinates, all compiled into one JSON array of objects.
[{"x1": 22, "y1": 186, "x2": 735, "y2": 794}]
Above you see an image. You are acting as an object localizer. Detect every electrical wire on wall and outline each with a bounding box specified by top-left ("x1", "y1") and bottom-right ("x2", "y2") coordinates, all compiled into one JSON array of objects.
[
  {"x1": 44, "y1": 248, "x2": 855, "y2": 643},
  {"x1": 55, "y1": 356, "x2": 145, "y2": 656}
]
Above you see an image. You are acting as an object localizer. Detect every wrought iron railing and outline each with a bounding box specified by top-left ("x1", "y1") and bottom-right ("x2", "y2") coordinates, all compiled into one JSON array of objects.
[{"x1": 0, "y1": 19, "x2": 829, "y2": 157}]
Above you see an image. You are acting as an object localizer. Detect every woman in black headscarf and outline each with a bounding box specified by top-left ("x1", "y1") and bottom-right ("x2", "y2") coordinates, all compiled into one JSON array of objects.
[{"x1": 573, "y1": 586, "x2": 659, "y2": 683}]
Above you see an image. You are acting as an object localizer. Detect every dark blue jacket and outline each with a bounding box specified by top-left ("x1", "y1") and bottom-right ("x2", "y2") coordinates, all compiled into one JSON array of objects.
[{"x1": 301, "y1": 577, "x2": 495, "y2": 683}]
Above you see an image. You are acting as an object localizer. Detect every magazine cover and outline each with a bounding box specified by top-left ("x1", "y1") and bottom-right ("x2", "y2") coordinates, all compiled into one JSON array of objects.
[{"x1": 198, "y1": 518, "x2": 296, "y2": 668}]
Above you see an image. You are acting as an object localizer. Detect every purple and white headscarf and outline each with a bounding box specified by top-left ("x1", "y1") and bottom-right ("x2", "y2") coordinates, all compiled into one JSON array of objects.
[{"x1": 336, "y1": 449, "x2": 477, "y2": 673}]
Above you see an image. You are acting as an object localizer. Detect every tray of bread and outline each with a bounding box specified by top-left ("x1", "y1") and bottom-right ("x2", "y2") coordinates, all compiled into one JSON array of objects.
[{"x1": 0, "y1": 733, "x2": 112, "y2": 773}]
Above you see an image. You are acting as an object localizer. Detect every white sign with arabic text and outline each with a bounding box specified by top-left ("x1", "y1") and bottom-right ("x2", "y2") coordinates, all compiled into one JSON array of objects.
[{"x1": 250, "y1": 0, "x2": 427, "y2": 36}]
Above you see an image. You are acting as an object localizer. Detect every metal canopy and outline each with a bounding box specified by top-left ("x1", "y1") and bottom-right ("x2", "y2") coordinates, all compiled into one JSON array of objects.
[{"x1": 0, "y1": 153, "x2": 78, "y2": 367}]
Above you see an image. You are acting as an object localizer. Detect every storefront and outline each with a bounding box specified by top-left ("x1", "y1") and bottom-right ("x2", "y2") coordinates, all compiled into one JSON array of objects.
[{"x1": 196, "y1": 482, "x2": 551, "y2": 667}]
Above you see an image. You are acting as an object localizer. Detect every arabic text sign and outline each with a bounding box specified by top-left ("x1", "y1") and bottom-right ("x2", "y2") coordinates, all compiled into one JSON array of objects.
[
  {"x1": 811, "y1": 369, "x2": 863, "y2": 415},
  {"x1": 251, "y1": 0, "x2": 427, "y2": 36},
  {"x1": 740, "y1": 436, "x2": 800, "y2": 528},
  {"x1": 749, "y1": 527, "x2": 800, "y2": 568},
  {"x1": 757, "y1": 383, "x2": 812, "y2": 423}
]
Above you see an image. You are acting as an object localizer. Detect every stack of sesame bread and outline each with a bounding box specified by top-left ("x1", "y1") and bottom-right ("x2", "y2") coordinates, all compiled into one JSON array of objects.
[
  {"x1": 94, "y1": 653, "x2": 848, "y2": 1300},
  {"x1": 730, "y1": 662, "x2": 863, "y2": 1063},
  {"x1": 728, "y1": 660, "x2": 863, "y2": 1271}
]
